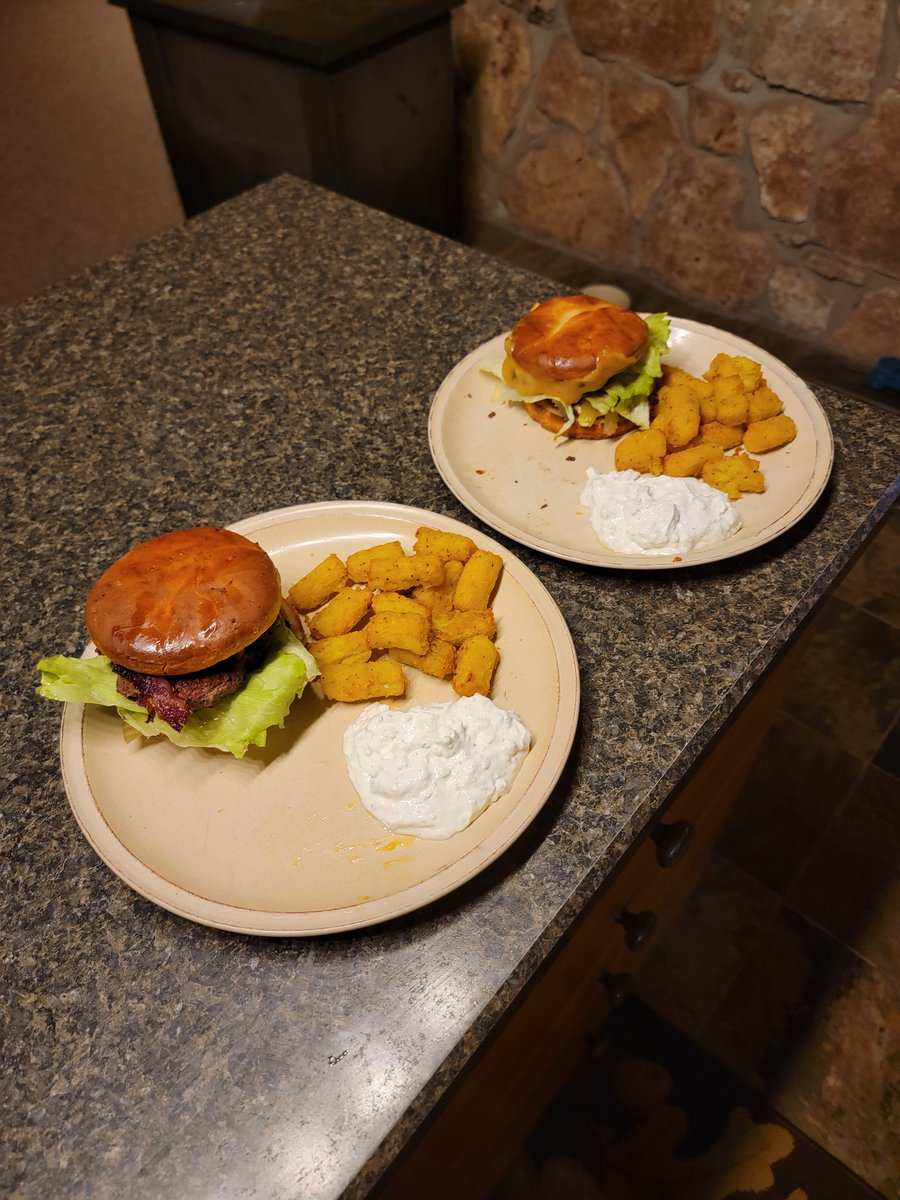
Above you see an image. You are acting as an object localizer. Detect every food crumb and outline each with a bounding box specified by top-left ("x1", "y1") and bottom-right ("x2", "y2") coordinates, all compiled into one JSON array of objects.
[
  {"x1": 673, "y1": 556, "x2": 683, "y2": 562},
  {"x1": 566, "y1": 455, "x2": 576, "y2": 462},
  {"x1": 475, "y1": 469, "x2": 486, "y2": 475},
  {"x1": 540, "y1": 503, "x2": 548, "y2": 509},
  {"x1": 488, "y1": 411, "x2": 496, "y2": 418}
]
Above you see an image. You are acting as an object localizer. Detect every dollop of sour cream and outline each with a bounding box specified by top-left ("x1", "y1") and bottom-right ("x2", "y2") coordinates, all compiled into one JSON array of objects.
[
  {"x1": 343, "y1": 694, "x2": 531, "y2": 840},
  {"x1": 580, "y1": 467, "x2": 742, "y2": 555}
]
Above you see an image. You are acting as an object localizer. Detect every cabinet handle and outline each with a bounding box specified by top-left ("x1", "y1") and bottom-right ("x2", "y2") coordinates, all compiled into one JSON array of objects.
[
  {"x1": 651, "y1": 819, "x2": 693, "y2": 868},
  {"x1": 617, "y1": 908, "x2": 657, "y2": 951},
  {"x1": 602, "y1": 971, "x2": 631, "y2": 1007}
]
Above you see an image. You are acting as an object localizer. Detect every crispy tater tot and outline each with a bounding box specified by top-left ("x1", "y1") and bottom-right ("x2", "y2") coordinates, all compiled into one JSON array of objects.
[
  {"x1": 287, "y1": 553, "x2": 348, "y2": 612},
  {"x1": 366, "y1": 611, "x2": 431, "y2": 656},
  {"x1": 320, "y1": 660, "x2": 406, "y2": 702},
  {"x1": 367, "y1": 554, "x2": 444, "y2": 591},
  {"x1": 452, "y1": 635, "x2": 500, "y2": 698},
  {"x1": 308, "y1": 630, "x2": 371, "y2": 667},
  {"x1": 615, "y1": 427, "x2": 667, "y2": 475},
  {"x1": 389, "y1": 640, "x2": 456, "y2": 680},
  {"x1": 711, "y1": 374, "x2": 749, "y2": 427},
  {"x1": 694, "y1": 420, "x2": 744, "y2": 450},
  {"x1": 432, "y1": 608, "x2": 496, "y2": 645},
  {"x1": 346, "y1": 540, "x2": 403, "y2": 584},
  {"x1": 371, "y1": 591, "x2": 429, "y2": 617},
  {"x1": 413, "y1": 526, "x2": 476, "y2": 563},
  {"x1": 663, "y1": 444, "x2": 724, "y2": 478},
  {"x1": 742, "y1": 414, "x2": 797, "y2": 453},
  {"x1": 453, "y1": 549, "x2": 503, "y2": 611},
  {"x1": 748, "y1": 385, "x2": 784, "y2": 423},
  {"x1": 307, "y1": 586, "x2": 372, "y2": 639},
  {"x1": 702, "y1": 452, "x2": 765, "y2": 500}
]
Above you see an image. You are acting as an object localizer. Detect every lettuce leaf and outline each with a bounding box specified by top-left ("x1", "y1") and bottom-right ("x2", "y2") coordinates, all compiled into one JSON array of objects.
[
  {"x1": 480, "y1": 312, "x2": 670, "y2": 435},
  {"x1": 579, "y1": 312, "x2": 670, "y2": 426},
  {"x1": 36, "y1": 620, "x2": 319, "y2": 759}
]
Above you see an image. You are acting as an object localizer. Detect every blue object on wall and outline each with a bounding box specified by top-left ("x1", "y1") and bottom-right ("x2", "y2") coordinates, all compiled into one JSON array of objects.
[{"x1": 869, "y1": 356, "x2": 900, "y2": 389}]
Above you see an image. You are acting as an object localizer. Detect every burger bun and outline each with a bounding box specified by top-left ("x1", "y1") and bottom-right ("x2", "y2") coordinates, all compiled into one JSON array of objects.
[{"x1": 85, "y1": 526, "x2": 282, "y2": 676}]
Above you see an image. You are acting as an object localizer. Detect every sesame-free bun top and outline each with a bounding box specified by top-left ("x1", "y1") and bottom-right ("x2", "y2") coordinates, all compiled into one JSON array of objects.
[
  {"x1": 503, "y1": 294, "x2": 649, "y2": 407},
  {"x1": 85, "y1": 527, "x2": 282, "y2": 675}
]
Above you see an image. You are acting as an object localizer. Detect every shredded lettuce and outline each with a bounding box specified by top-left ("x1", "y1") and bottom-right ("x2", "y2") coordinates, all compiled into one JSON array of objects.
[
  {"x1": 481, "y1": 312, "x2": 670, "y2": 436},
  {"x1": 36, "y1": 620, "x2": 318, "y2": 759},
  {"x1": 579, "y1": 312, "x2": 670, "y2": 426}
]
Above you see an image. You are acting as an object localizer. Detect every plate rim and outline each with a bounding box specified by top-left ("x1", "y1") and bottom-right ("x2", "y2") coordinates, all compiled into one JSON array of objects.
[
  {"x1": 59, "y1": 500, "x2": 581, "y2": 936},
  {"x1": 428, "y1": 316, "x2": 834, "y2": 569}
]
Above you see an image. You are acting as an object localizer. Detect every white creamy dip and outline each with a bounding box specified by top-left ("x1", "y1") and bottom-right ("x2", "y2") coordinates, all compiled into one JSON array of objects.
[
  {"x1": 580, "y1": 467, "x2": 742, "y2": 555},
  {"x1": 342, "y1": 694, "x2": 531, "y2": 840}
]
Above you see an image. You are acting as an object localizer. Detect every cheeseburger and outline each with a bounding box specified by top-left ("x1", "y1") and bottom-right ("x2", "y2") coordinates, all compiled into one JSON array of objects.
[
  {"x1": 37, "y1": 526, "x2": 318, "y2": 758},
  {"x1": 486, "y1": 294, "x2": 669, "y2": 439}
]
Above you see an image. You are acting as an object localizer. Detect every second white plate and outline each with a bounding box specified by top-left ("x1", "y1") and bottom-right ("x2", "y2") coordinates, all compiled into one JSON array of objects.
[{"x1": 428, "y1": 318, "x2": 834, "y2": 569}]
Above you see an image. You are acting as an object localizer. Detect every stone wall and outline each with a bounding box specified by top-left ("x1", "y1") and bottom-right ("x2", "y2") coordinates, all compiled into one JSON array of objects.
[{"x1": 452, "y1": 0, "x2": 900, "y2": 371}]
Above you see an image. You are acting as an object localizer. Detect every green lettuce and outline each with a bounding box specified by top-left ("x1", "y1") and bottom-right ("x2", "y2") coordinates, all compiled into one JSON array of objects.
[
  {"x1": 578, "y1": 312, "x2": 670, "y2": 427},
  {"x1": 482, "y1": 312, "x2": 670, "y2": 436},
  {"x1": 36, "y1": 620, "x2": 318, "y2": 759}
]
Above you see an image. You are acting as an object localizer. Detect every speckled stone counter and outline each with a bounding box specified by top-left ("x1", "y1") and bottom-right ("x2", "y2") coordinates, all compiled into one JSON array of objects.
[{"x1": 3, "y1": 176, "x2": 898, "y2": 1200}]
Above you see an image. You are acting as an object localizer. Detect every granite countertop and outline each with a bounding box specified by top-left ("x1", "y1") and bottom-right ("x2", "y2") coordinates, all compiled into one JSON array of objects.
[{"x1": 3, "y1": 176, "x2": 898, "y2": 1199}]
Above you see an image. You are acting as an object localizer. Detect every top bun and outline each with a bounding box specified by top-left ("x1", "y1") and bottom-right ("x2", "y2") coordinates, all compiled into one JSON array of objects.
[
  {"x1": 503, "y1": 295, "x2": 648, "y2": 403},
  {"x1": 85, "y1": 527, "x2": 282, "y2": 675}
]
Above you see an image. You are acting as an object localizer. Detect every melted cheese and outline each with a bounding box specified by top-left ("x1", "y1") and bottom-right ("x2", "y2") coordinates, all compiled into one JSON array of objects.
[{"x1": 501, "y1": 354, "x2": 599, "y2": 408}]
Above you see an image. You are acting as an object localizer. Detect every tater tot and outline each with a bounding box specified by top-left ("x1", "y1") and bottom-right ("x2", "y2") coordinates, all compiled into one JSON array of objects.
[
  {"x1": 695, "y1": 378, "x2": 717, "y2": 423},
  {"x1": 731, "y1": 355, "x2": 763, "y2": 391},
  {"x1": 412, "y1": 560, "x2": 463, "y2": 614},
  {"x1": 308, "y1": 630, "x2": 371, "y2": 667},
  {"x1": 320, "y1": 660, "x2": 406, "y2": 702},
  {"x1": 390, "y1": 640, "x2": 456, "y2": 680},
  {"x1": 658, "y1": 383, "x2": 702, "y2": 449},
  {"x1": 663, "y1": 444, "x2": 724, "y2": 478},
  {"x1": 367, "y1": 553, "x2": 444, "y2": 591},
  {"x1": 615, "y1": 427, "x2": 667, "y2": 475},
  {"x1": 287, "y1": 553, "x2": 349, "y2": 612},
  {"x1": 702, "y1": 452, "x2": 765, "y2": 500},
  {"x1": 748, "y1": 385, "x2": 784, "y2": 423},
  {"x1": 694, "y1": 420, "x2": 744, "y2": 450},
  {"x1": 453, "y1": 549, "x2": 503, "y2": 611},
  {"x1": 371, "y1": 591, "x2": 429, "y2": 617},
  {"x1": 742, "y1": 414, "x2": 797, "y2": 453},
  {"x1": 366, "y1": 611, "x2": 431, "y2": 656},
  {"x1": 346, "y1": 540, "x2": 404, "y2": 583},
  {"x1": 712, "y1": 375, "x2": 749, "y2": 427},
  {"x1": 703, "y1": 352, "x2": 737, "y2": 381},
  {"x1": 452, "y1": 635, "x2": 500, "y2": 698},
  {"x1": 432, "y1": 609, "x2": 496, "y2": 645},
  {"x1": 414, "y1": 526, "x2": 476, "y2": 563},
  {"x1": 307, "y1": 586, "x2": 372, "y2": 639}
]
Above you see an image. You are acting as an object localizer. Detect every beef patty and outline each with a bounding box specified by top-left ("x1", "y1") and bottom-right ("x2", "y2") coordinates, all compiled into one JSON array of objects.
[{"x1": 112, "y1": 627, "x2": 272, "y2": 731}]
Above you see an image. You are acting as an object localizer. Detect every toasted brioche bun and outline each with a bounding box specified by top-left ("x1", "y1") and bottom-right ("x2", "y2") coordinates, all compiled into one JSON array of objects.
[
  {"x1": 503, "y1": 295, "x2": 649, "y2": 408},
  {"x1": 524, "y1": 401, "x2": 636, "y2": 440},
  {"x1": 85, "y1": 527, "x2": 282, "y2": 675}
]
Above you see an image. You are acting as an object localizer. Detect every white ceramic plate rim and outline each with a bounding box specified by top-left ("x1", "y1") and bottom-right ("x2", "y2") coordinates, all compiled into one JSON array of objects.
[
  {"x1": 428, "y1": 317, "x2": 834, "y2": 569},
  {"x1": 58, "y1": 501, "x2": 580, "y2": 936}
]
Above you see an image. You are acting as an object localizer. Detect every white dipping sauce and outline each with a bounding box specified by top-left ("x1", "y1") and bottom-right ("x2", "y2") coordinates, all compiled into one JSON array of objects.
[
  {"x1": 343, "y1": 693, "x2": 531, "y2": 840},
  {"x1": 581, "y1": 467, "x2": 742, "y2": 554}
]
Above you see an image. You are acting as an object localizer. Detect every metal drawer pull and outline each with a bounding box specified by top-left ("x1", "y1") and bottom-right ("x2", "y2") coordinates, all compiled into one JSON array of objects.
[
  {"x1": 617, "y1": 908, "x2": 657, "y2": 951},
  {"x1": 601, "y1": 971, "x2": 631, "y2": 1007},
  {"x1": 651, "y1": 819, "x2": 693, "y2": 868}
]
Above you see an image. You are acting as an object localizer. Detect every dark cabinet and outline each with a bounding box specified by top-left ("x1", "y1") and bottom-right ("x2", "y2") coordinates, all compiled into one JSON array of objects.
[{"x1": 111, "y1": 0, "x2": 461, "y2": 233}]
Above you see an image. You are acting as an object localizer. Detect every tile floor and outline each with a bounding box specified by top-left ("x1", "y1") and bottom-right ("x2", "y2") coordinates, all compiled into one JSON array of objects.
[
  {"x1": 633, "y1": 515, "x2": 900, "y2": 1197},
  {"x1": 464, "y1": 230, "x2": 900, "y2": 1198}
]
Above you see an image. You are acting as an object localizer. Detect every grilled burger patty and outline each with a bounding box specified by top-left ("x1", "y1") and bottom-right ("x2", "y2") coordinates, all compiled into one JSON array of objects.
[{"x1": 111, "y1": 628, "x2": 272, "y2": 731}]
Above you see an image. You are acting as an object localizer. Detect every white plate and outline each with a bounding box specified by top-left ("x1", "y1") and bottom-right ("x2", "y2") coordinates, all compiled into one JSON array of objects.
[
  {"x1": 58, "y1": 502, "x2": 580, "y2": 936},
  {"x1": 428, "y1": 318, "x2": 834, "y2": 568}
]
